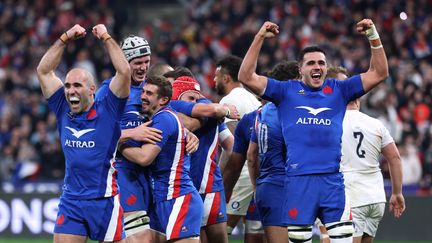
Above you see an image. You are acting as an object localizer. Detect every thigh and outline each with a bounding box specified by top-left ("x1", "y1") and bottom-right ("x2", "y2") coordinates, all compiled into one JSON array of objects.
[
  {"x1": 283, "y1": 175, "x2": 320, "y2": 225},
  {"x1": 201, "y1": 191, "x2": 227, "y2": 227},
  {"x1": 54, "y1": 197, "x2": 87, "y2": 237},
  {"x1": 117, "y1": 166, "x2": 151, "y2": 213},
  {"x1": 256, "y1": 182, "x2": 286, "y2": 226},
  {"x1": 84, "y1": 195, "x2": 125, "y2": 242},
  {"x1": 226, "y1": 183, "x2": 254, "y2": 216},
  {"x1": 319, "y1": 173, "x2": 351, "y2": 224},
  {"x1": 156, "y1": 191, "x2": 204, "y2": 241},
  {"x1": 362, "y1": 203, "x2": 385, "y2": 237}
]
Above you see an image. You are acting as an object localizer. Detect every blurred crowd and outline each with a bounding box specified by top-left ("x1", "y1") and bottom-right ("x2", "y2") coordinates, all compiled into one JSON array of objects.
[{"x1": 0, "y1": 0, "x2": 431, "y2": 194}]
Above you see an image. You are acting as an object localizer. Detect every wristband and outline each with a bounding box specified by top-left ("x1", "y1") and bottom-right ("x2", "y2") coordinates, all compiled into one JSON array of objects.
[
  {"x1": 59, "y1": 32, "x2": 69, "y2": 44},
  {"x1": 365, "y1": 24, "x2": 380, "y2": 41},
  {"x1": 320, "y1": 233, "x2": 329, "y2": 239},
  {"x1": 371, "y1": 44, "x2": 383, "y2": 49},
  {"x1": 101, "y1": 32, "x2": 112, "y2": 42},
  {"x1": 225, "y1": 108, "x2": 231, "y2": 118}
]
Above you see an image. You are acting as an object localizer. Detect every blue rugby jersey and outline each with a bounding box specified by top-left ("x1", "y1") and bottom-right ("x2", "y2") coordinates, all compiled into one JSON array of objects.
[
  {"x1": 147, "y1": 106, "x2": 196, "y2": 202},
  {"x1": 174, "y1": 98, "x2": 226, "y2": 193},
  {"x1": 250, "y1": 103, "x2": 286, "y2": 186},
  {"x1": 47, "y1": 87, "x2": 126, "y2": 199},
  {"x1": 96, "y1": 78, "x2": 147, "y2": 169},
  {"x1": 233, "y1": 110, "x2": 258, "y2": 155},
  {"x1": 263, "y1": 75, "x2": 364, "y2": 176}
]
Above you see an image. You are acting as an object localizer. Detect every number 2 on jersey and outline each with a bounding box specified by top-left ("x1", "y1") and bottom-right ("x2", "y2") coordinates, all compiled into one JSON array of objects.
[{"x1": 353, "y1": 131, "x2": 366, "y2": 158}]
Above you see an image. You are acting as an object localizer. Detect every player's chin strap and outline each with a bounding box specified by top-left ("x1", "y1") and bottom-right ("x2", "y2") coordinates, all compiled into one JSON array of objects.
[
  {"x1": 124, "y1": 211, "x2": 150, "y2": 237},
  {"x1": 325, "y1": 221, "x2": 354, "y2": 243},
  {"x1": 288, "y1": 225, "x2": 313, "y2": 243}
]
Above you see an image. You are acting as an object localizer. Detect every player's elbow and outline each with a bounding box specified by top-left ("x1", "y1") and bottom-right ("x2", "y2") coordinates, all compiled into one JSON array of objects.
[
  {"x1": 117, "y1": 65, "x2": 131, "y2": 79},
  {"x1": 238, "y1": 69, "x2": 252, "y2": 85}
]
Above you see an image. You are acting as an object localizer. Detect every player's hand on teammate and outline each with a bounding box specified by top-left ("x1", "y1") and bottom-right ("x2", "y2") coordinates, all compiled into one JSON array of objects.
[
  {"x1": 185, "y1": 130, "x2": 199, "y2": 154},
  {"x1": 389, "y1": 193, "x2": 406, "y2": 219},
  {"x1": 131, "y1": 121, "x2": 163, "y2": 144},
  {"x1": 257, "y1": 21, "x2": 279, "y2": 39},
  {"x1": 224, "y1": 103, "x2": 240, "y2": 120}
]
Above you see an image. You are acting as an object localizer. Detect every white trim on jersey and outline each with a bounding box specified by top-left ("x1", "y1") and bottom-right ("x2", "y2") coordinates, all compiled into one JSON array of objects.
[
  {"x1": 104, "y1": 194, "x2": 122, "y2": 241},
  {"x1": 165, "y1": 110, "x2": 185, "y2": 200},
  {"x1": 201, "y1": 192, "x2": 216, "y2": 226},
  {"x1": 199, "y1": 128, "x2": 219, "y2": 193},
  {"x1": 166, "y1": 195, "x2": 185, "y2": 240},
  {"x1": 104, "y1": 147, "x2": 118, "y2": 197}
]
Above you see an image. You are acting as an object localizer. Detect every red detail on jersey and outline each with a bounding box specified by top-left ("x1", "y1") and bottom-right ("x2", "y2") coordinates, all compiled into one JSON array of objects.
[
  {"x1": 87, "y1": 108, "x2": 97, "y2": 119},
  {"x1": 248, "y1": 203, "x2": 257, "y2": 213},
  {"x1": 114, "y1": 202, "x2": 124, "y2": 241},
  {"x1": 56, "y1": 214, "x2": 65, "y2": 225},
  {"x1": 204, "y1": 139, "x2": 219, "y2": 193},
  {"x1": 171, "y1": 193, "x2": 192, "y2": 239},
  {"x1": 127, "y1": 194, "x2": 137, "y2": 205},
  {"x1": 288, "y1": 208, "x2": 298, "y2": 219},
  {"x1": 208, "y1": 192, "x2": 221, "y2": 225},
  {"x1": 323, "y1": 85, "x2": 333, "y2": 95}
]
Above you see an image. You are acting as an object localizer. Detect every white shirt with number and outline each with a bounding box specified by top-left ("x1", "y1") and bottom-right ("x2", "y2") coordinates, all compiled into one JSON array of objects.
[{"x1": 341, "y1": 110, "x2": 394, "y2": 207}]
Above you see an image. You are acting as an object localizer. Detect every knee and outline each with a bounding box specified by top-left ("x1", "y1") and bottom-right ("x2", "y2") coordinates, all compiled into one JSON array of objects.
[
  {"x1": 326, "y1": 221, "x2": 354, "y2": 241},
  {"x1": 124, "y1": 211, "x2": 150, "y2": 237},
  {"x1": 287, "y1": 225, "x2": 312, "y2": 243}
]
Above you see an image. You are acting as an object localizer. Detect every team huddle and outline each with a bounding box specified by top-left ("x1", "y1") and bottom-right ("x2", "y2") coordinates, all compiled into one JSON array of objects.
[{"x1": 36, "y1": 19, "x2": 405, "y2": 243}]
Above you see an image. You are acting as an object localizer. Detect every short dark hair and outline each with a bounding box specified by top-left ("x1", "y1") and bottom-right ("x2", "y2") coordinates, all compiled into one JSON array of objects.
[
  {"x1": 145, "y1": 75, "x2": 172, "y2": 101},
  {"x1": 326, "y1": 66, "x2": 349, "y2": 79},
  {"x1": 298, "y1": 46, "x2": 326, "y2": 64},
  {"x1": 163, "y1": 66, "x2": 195, "y2": 80},
  {"x1": 147, "y1": 62, "x2": 172, "y2": 77},
  {"x1": 216, "y1": 55, "x2": 243, "y2": 82},
  {"x1": 267, "y1": 61, "x2": 300, "y2": 81}
]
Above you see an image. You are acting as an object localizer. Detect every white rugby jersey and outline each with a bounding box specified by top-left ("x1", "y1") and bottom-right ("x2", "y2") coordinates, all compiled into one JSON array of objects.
[{"x1": 341, "y1": 110, "x2": 394, "y2": 207}]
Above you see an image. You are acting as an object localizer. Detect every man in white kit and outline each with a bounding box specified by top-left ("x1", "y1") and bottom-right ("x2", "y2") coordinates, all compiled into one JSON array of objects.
[
  {"x1": 329, "y1": 66, "x2": 406, "y2": 243},
  {"x1": 214, "y1": 55, "x2": 262, "y2": 241}
]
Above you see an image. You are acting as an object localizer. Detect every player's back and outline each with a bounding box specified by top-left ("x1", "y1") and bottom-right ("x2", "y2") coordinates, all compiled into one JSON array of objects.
[
  {"x1": 254, "y1": 103, "x2": 286, "y2": 185},
  {"x1": 341, "y1": 110, "x2": 394, "y2": 173},
  {"x1": 341, "y1": 110, "x2": 393, "y2": 207}
]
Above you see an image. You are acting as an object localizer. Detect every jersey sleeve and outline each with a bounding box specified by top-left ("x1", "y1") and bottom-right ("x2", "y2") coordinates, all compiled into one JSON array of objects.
[
  {"x1": 262, "y1": 78, "x2": 285, "y2": 106},
  {"x1": 379, "y1": 121, "x2": 395, "y2": 148},
  {"x1": 170, "y1": 100, "x2": 195, "y2": 116},
  {"x1": 95, "y1": 78, "x2": 111, "y2": 101},
  {"x1": 47, "y1": 86, "x2": 69, "y2": 118},
  {"x1": 337, "y1": 74, "x2": 365, "y2": 102},
  {"x1": 151, "y1": 112, "x2": 177, "y2": 149},
  {"x1": 232, "y1": 115, "x2": 250, "y2": 154},
  {"x1": 250, "y1": 117, "x2": 258, "y2": 143},
  {"x1": 100, "y1": 88, "x2": 128, "y2": 120}
]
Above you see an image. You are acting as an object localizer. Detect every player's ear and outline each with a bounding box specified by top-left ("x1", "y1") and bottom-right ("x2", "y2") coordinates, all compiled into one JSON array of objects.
[{"x1": 160, "y1": 96, "x2": 170, "y2": 106}]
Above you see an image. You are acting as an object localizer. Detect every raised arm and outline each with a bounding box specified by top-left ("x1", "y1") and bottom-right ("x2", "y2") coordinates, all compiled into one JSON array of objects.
[
  {"x1": 357, "y1": 19, "x2": 389, "y2": 93},
  {"x1": 382, "y1": 142, "x2": 405, "y2": 218},
  {"x1": 238, "y1": 21, "x2": 279, "y2": 96},
  {"x1": 92, "y1": 24, "x2": 131, "y2": 98},
  {"x1": 37, "y1": 24, "x2": 86, "y2": 98}
]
